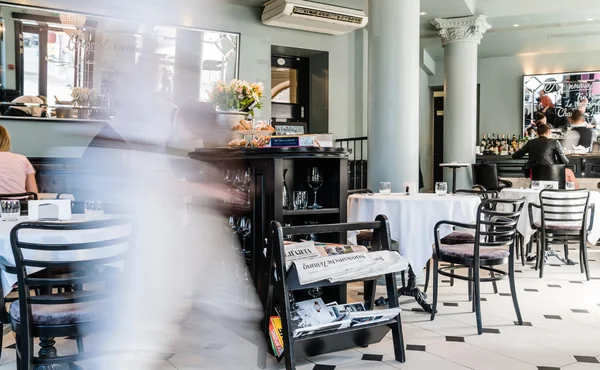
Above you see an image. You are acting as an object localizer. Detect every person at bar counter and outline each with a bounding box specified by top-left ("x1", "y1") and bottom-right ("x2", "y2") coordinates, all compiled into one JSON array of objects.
[
  {"x1": 0, "y1": 125, "x2": 38, "y2": 194},
  {"x1": 512, "y1": 124, "x2": 579, "y2": 188},
  {"x1": 565, "y1": 110, "x2": 593, "y2": 149},
  {"x1": 524, "y1": 112, "x2": 548, "y2": 136},
  {"x1": 2, "y1": 95, "x2": 47, "y2": 117}
]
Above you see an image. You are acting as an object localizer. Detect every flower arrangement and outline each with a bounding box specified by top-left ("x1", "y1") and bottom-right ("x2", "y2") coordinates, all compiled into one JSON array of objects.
[
  {"x1": 209, "y1": 79, "x2": 264, "y2": 116},
  {"x1": 71, "y1": 87, "x2": 99, "y2": 105}
]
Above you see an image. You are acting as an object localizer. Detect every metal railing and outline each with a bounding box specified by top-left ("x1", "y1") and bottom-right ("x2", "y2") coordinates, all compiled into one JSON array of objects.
[{"x1": 336, "y1": 136, "x2": 367, "y2": 190}]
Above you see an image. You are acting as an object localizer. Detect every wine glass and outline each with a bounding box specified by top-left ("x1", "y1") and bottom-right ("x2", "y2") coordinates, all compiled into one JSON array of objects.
[
  {"x1": 224, "y1": 169, "x2": 235, "y2": 204},
  {"x1": 307, "y1": 167, "x2": 323, "y2": 209},
  {"x1": 237, "y1": 217, "x2": 252, "y2": 257}
]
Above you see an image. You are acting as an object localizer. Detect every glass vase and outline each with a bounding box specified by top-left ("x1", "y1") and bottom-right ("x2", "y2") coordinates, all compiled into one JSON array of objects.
[{"x1": 282, "y1": 169, "x2": 289, "y2": 210}]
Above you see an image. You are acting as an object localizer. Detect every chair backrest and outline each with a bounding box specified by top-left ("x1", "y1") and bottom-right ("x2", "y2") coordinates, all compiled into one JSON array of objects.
[
  {"x1": 472, "y1": 164, "x2": 500, "y2": 191},
  {"x1": 10, "y1": 218, "x2": 135, "y2": 334},
  {"x1": 475, "y1": 198, "x2": 525, "y2": 249},
  {"x1": 455, "y1": 188, "x2": 499, "y2": 200},
  {"x1": 538, "y1": 189, "x2": 589, "y2": 230},
  {"x1": 531, "y1": 164, "x2": 566, "y2": 189}
]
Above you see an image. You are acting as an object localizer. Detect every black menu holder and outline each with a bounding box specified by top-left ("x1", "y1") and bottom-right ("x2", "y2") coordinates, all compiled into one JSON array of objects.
[{"x1": 257, "y1": 215, "x2": 406, "y2": 370}]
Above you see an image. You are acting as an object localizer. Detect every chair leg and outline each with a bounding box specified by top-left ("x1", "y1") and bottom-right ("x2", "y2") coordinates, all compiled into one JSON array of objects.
[
  {"x1": 401, "y1": 270, "x2": 406, "y2": 288},
  {"x1": 430, "y1": 259, "x2": 439, "y2": 321},
  {"x1": 539, "y1": 237, "x2": 546, "y2": 279},
  {"x1": 563, "y1": 243, "x2": 569, "y2": 261},
  {"x1": 581, "y1": 240, "x2": 590, "y2": 281},
  {"x1": 450, "y1": 263, "x2": 455, "y2": 286},
  {"x1": 490, "y1": 271, "x2": 498, "y2": 294},
  {"x1": 473, "y1": 266, "x2": 483, "y2": 335},
  {"x1": 509, "y1": 249, "x2": 523, "y2": 325},
  {"x1": 76, "y1": 337, "x2": 85, "y2": 353},
  {"x1": 423, "y1": 259, "x2": 430, "y2": 293},
  {"x1": 468, "y1": 267, "x2": 473, "y2": 303},
  {"x1": 520, "y1": 236, "x2": 526, "y2": 267},
  {"x1": 579, "y1": 243, "x2": 585, "y2": 274}
]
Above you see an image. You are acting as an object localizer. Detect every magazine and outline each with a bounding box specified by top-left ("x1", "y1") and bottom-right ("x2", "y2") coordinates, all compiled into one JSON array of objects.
[
  {"x1": 289, "y1": 298, "x2": 338, "y2": 330},
  {"x1": 268, "y1": 316, "x2": 284, "y2": 357}
]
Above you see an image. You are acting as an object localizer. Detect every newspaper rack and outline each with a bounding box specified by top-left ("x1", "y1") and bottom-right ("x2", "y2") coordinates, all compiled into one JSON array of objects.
[{"x1": 258, "y1": 215, "x2": 406, "y2": 370}]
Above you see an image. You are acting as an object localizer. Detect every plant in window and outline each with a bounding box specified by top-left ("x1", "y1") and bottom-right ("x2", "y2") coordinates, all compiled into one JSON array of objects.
[
  {"x1": 209, "y1": 79, "x2": 264, "y2": 116},
  {"x1": 71, "y1": 87, "x2": 100, "y2": 106}
]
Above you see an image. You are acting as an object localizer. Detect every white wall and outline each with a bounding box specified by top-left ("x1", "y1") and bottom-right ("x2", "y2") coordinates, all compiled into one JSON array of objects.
[{"x1": 419, "y1": 68, "x2": 433, "y2": 191}]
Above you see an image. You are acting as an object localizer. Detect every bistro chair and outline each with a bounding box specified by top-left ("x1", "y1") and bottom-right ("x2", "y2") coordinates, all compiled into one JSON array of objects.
[
  {"x1": 430, "y1": 198, "x2": 525, "y2": 335},
  {"x1": 472, "y1": 164, "x2": 512, "y2": 192},
  {"x1": 5, "y1": 218, "x2": 135, "y2": 370},
  {"x1": 531, "y1": 164, "x2": 566, "y2": 189},
  {"x1": 0, "y1": 192, "x2": 38, "y2": 216},
  {"x1": 529, "y1": 189, "x2": 593, "y2": 280},
  {"x1": 423, "y1": 188, "x2": 499, "y2": 294}
]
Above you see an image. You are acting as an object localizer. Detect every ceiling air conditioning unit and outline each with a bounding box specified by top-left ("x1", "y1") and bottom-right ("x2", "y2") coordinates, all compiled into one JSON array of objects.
[{"x1": 262, "y1": 0, "x2": 368, "y2": 36}]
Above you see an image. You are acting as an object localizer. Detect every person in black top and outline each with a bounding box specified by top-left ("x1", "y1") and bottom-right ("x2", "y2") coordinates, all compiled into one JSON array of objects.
[
  {"x1": 513, "y1": 124, "x2": 579, "y2": 187},
  {"x1": 513, "y1": 124, "x2": 568, "y2": 177}
]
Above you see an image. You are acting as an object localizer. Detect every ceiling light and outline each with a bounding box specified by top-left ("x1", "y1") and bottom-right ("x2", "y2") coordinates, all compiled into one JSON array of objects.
[
  {"x1": 587, "y1": 18, "x2": 595, "y2": 21},
  {"x1": 513, "y1": 24, "x2": 520, "y2": 27},
  {"x1": 420, "y1": 12, "x2": 427, "y2": 16}
]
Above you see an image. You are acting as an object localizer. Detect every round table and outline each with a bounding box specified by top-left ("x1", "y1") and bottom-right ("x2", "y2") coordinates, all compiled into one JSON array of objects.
[{"x1": 439, "y1": 163, "x2": 471, "y2": 192}]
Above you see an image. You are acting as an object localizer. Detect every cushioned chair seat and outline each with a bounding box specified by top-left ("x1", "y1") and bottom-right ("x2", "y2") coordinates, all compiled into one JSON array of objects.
[
  {"x1": 436, "y1": 243, "x2": 510, "y2": 260},
  {"x1": 533, "y1": 222, "x2": 581, "y2": 231},
  {"x1": 10, "y1": 292, "x2": 109, "y2": 326},
  {"x1": 440, "y1": 231, "x2": 476, "y2": 245}
]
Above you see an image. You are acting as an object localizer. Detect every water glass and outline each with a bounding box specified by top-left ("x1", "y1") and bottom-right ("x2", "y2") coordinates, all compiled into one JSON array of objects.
[
  {"x1": 531, "y1": 180, "x2": 540, "y2": 190},
  {"x1": 566, "y1": 182, "x2": 576, "y2": 190},
  {"x1": 435, "y1": 182, "x2": 448, "y2": 196},
  {"x1": 0, "y1": 200, "x2": 20, "y2": 221},
  {"x1": 293, "y1": 191, "x2": 308, "y2": 210},
  {"x1": 85, "y1": 201, "x2": 104, "y2": 221},
  {"x1": 379, "y1": 182, "x2": 392, "y2": 195}
]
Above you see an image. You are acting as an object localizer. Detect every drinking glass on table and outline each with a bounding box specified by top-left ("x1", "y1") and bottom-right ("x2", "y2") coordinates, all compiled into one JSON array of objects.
[
  {"x1": 85, "y1": 201, "x2": 104, "y2": 221},
  {"x1": 379, "y1": 182, "x2": 392, "y2": 195},
  {"x1": 293, "y1": 191, "x2": 307, "y2": 210},
  {"x1": 0, "y1": 200, "x2": 20, "y2": 221},
  {"x1": 307, "y1": 167, "x2": 323, "y2": 209},
  {"x1": 566, "y1": 182, "x2": 576, "y2": 190},
  {"x1": 435, "y1": 182, "x2": 448, "y2": 196}
]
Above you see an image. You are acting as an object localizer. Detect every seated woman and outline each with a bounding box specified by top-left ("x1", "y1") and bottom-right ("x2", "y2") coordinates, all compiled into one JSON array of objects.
[
  {"x1": 512, "y1": 124, "x2": 579, "y2": 188},
  {"x1": 0, "y1": 125, "x2": 38, "y2": 195},
  {"x1": 3, "y1": 95, "x2": 47, "y2": 117}
]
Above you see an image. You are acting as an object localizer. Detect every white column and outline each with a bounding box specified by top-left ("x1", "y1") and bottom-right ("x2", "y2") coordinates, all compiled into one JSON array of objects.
[
  {"x1": 367, "y1": 0, "x2": 420, "y2": 192},
  {"x1": 431, "y1": 16, "x2": 491, "y2": 189}
]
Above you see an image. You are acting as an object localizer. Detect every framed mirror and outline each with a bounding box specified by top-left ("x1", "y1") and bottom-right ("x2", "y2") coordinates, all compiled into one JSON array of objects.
[
  {"x1": 0, "y1": 3, "x2": 239, "y2": 119},
  {"x1": 523, "y1": 71, "x2": 600, "y2": 132}
]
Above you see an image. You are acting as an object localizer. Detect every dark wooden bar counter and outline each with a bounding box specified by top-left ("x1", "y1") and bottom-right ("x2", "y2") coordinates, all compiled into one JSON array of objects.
[{"x1": 476, "y1": 154, "x2": 600, "y2": 178}]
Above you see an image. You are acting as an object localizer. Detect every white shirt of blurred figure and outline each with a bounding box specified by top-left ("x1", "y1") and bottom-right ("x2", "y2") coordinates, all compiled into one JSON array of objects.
[{"x1": 84, "y1": 98, "x2": 261, "y2": 369}]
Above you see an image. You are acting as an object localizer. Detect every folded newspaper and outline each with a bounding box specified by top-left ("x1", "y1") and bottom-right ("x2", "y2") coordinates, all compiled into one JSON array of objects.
[
  {"x1": 290, "y1": 298, "x2": 401, "y2": 338},
  {"x1": 284, "y1": 241, "x2": 408, "y2": 286}
]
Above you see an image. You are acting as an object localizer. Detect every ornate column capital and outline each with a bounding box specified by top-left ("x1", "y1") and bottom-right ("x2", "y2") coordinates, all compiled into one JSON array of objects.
[{"x1": 431, "y1": 15, "x2": 491, "y2": 46}]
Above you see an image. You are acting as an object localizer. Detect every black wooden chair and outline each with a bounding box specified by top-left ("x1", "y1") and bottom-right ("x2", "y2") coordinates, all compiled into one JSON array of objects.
[
  {"x1": 529, "y1": 189, "x2": 593, "y2": 280},
  {"x1": 472, "y1": 164, "x2": 512, "y2": 191},
  {"x1": 423, "y1": 188, "x2": 499, "y2": 294},
  {"x1": 0, "y1": 192, "x2": 38, "y2": 216},
  {"x1": 430, "y1": 198, "x2": 525, "y2": 335},
  {"x1": 531, "y1": 164, "x2": 566, "y2": 189},
  {"x1": 4, "y1": 218, "x2": 135, "y2": 370}
]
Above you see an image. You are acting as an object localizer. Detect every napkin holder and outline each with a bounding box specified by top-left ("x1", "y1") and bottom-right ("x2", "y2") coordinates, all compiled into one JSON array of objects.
[
  {"x1": 538, "y1": 181, "x2": 559, "y2": 190},
  {"x1": 28, "y1": 199, "x2": 72, "y2": 221}
]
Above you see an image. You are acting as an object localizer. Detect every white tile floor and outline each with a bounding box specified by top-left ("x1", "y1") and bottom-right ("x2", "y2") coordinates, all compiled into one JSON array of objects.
[{"x1": 1, "y1": 245, "x2": 599, "y2": 370}]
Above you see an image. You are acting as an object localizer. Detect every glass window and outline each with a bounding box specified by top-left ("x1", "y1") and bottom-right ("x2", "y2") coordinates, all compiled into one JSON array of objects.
[
  {"x1": 23, "y1": 32, "x2": 40, "y2": 96},
  {"x1": 271, "y1": 67, "x2": 298, "y2": 104},
  {"x1": 47, "y1": 31, "x2": 76, "y2": 101}
]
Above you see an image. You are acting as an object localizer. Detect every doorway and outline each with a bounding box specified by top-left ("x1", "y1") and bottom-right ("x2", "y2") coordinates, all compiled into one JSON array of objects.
[
  {"x1": 271, "y1": 55, "x2": 309, "y2": 125},
  {"x1": 431, "y1": 85, "x2": 481, "y2": 188}
]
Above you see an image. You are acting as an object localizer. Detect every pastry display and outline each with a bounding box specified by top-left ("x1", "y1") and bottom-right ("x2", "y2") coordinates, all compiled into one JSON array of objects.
[
  {"x1": 228, "y1": 136, "x2": 270, "y2": 148},
  {"x1": 231, "y1": 120, "x2": 253, "y2": 131},
  {"x1": 231, "y1": 119, "x2": 276, "y2": 133}
]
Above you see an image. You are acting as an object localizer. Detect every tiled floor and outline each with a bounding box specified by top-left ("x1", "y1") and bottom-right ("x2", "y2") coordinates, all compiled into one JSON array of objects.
[{"x1": 1, "y1": 245, "x2": 599, "y2": 370}]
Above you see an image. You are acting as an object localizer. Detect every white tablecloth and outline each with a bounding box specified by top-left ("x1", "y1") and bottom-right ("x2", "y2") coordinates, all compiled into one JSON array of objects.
[
  {"x1": 498, "y1": 188, "x2": 600, "y2": 245},
  {"x1": 347, "y1": 193, "x2": 481, "y2": 271},
  {"x1": 0, "y1": 215, "x2": 130, "y2": 297}
]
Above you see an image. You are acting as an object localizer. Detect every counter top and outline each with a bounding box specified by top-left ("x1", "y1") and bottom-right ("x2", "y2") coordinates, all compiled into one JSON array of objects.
[
  {"x1": 189, "y1": 147, "x2": 351, "y2": 161},
  {"x1": 477, "y1": 154, "x2": 600, "y2": 160}
]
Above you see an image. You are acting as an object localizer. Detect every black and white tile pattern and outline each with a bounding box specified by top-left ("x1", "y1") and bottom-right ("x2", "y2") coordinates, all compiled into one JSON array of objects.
[{"x1": 0, "y1": 245, "x2": 598, "y2": 370}]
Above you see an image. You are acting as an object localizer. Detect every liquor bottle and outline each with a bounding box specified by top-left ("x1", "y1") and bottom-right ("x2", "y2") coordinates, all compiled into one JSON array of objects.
[{"x1": 480, "y1": 134, "x2": 487, "y2": 153}]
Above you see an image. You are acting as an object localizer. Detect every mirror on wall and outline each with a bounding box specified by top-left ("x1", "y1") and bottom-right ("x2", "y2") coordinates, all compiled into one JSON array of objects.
[
  {"x1": 0, "y1": 4, "x2": 239, "y2": 119},
  {"x1": 523, "y1": 71, "x2": 600, "y2": 132}
]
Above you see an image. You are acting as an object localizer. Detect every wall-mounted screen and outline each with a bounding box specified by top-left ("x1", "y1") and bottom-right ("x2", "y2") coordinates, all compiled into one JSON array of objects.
[{"x1": 523, "y1": 71, "x2": 600, "y2": 132}]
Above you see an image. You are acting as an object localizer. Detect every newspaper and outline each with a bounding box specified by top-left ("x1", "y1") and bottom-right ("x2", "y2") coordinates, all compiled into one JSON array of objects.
[
  {"x1": 291, "y1": 299, "x2": 401, "y2": 338},
  {"x1": 292, "y1": 250, "x2": 408, "y2": 286},
  {"x1": 284, "y1": 241, "x2": 369, "y2": 270}
]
